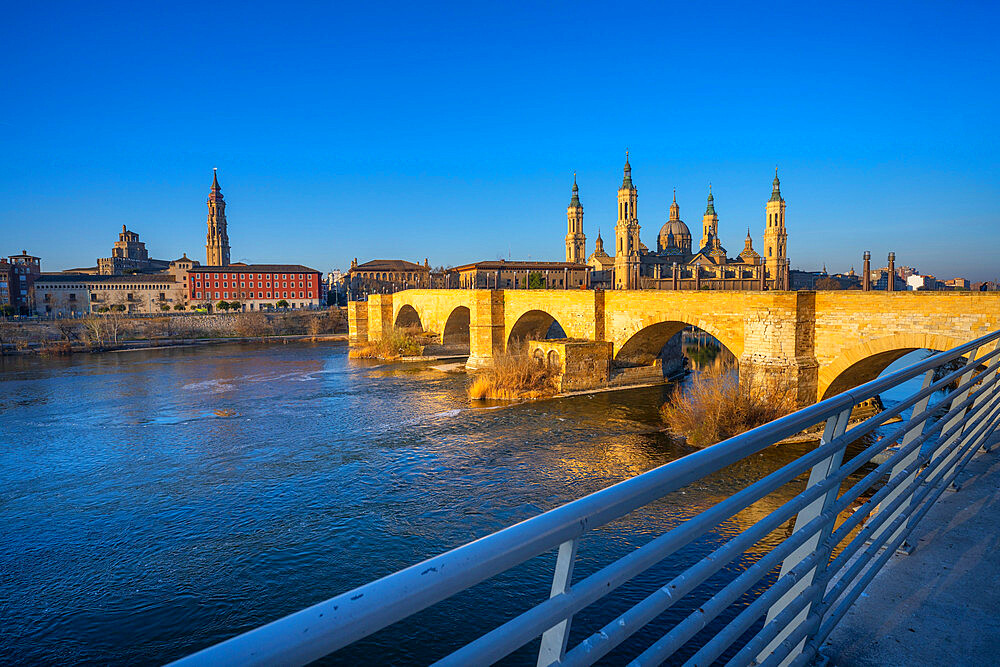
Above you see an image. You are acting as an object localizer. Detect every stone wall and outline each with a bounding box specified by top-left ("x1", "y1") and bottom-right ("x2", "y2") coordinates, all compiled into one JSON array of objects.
[{"x1": 528, "y1": 339, "x2": 612, "y2": 392}]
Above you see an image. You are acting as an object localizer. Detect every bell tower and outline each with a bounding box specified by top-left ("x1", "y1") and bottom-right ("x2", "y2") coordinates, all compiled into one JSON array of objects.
[
  {"x1": 763, "y1": 168, "x2": 787, "y2": 288},
  {"x1": 206, "y1": 168, "x2": 231, "y2": 266},
  {"x1": 565, "y1": 174, "x2": 586, "y2": 263},
  {"x1": 614, "y1": 151, "x2": 641, "y2": 289},
  {"x1": 701, "y1": 185, "x2": 718, "y2": 250}
]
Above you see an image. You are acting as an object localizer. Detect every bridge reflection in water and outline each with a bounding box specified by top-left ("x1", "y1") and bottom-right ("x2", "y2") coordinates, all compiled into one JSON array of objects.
[{"x1": 175, "y1": 330, "x2": 1000, "y2": 666}]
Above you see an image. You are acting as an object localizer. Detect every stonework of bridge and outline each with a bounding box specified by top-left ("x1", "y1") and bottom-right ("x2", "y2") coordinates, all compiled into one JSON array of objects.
[{"x1": 348, "y1": 289, "x2": 1000, "y2": 404}]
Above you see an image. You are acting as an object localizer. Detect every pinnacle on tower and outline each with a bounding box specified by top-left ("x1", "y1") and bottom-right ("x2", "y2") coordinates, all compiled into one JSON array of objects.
[
  {"x1": 770, "y1": 167, "x2": 782, "y2": 202},
  {"x1": 622, "y1": 149, "x2": 633, "y2": 188},
  {"x1": 669, "y1": 189, "x2": 680, "y2": 220},
  {"x1": 569, "y1": 172, "x2": 581, "y2": 208},
  {"x1": 705, "y1": 186, "x2": 716, "y2": 215}
]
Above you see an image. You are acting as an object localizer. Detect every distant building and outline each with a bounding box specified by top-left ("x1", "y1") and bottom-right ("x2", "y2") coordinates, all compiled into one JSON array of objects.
[
  {"x1": 446, "y1": 260, "x2": 591, "y2": 289},
  {"x1": 907, "y1": 274, "x2": 943, "y2": 291},
  {"x1": 98, "y1": 226, "x2": 172, "y2": 275},
  {"x1": 2, "y1": 251, "x2": 41, "y2": 312},
  {"x1": 188, "y1": 263, "x2": 321, "y2": 311},
  {"x1": 944, "y1": 278, "x2": 970, "y2": 290},
  {"x1": 347, "y1": 258, "x2": 432, "y2": 297},
  {"x1": 562, "y1": 155, "x2": 787, "y2": 291},
  {"x1": 973, "y1": 281, "x2": 999, "y2": 292}
]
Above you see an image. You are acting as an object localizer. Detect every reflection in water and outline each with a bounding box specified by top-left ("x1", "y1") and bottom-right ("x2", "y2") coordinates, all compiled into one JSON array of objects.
[{"x1": 1, "y1": 342, "x2": 876, "y2": 665}]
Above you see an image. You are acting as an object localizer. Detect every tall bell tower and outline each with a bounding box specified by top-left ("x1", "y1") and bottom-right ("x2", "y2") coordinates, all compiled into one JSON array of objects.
[
  {"x1": 565, "y1": 174, "x2": 586, "y2": 263},
  {"x1": 763, "y1": 168, "x2": 787, "y2": 288},
  {"x1": 206, "y1": 168, "x2": 231, "y2": 266},
  {"x1": 614, "y1": 151, "x2": 641, "y2": 289},
  {"x1": 701, "y1": 185, "x2": 718, "y2": 250}
]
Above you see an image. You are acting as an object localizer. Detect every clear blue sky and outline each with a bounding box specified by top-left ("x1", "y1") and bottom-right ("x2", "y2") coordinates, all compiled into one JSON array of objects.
[{"x1": 2, "y1": 1, "x2": 998, "y2": 280}]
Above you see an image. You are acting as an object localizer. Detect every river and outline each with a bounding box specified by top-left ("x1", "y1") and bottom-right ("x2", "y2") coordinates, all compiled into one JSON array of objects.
[{"x1": 1, "y1": 341, "x2": 881, "y2": 665}]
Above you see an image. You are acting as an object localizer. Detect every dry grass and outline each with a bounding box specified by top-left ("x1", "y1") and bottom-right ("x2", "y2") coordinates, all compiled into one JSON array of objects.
[
  {"x1": 467, "y1": 346, "x2": 558, "y2": 401},
  {"x1": 660, "y1": 358, "x2": 795, "y2": 448},
  {"x1": 349, "y1": 326, "x2": 424, "y2": 360}
]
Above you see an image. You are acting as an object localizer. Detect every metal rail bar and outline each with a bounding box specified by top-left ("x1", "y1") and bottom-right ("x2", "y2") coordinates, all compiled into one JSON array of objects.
[{"x1": 172, "y1": 329, "x2": 1000, "y2": 667}]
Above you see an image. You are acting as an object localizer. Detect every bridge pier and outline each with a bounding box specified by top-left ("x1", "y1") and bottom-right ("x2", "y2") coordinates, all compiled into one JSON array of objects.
[
  {"x1": 347, "y1": 302, "x2": 368, "y2": 344},
  {"x1": 467, "y1": 290, "x2": 505, "y2": 369}
]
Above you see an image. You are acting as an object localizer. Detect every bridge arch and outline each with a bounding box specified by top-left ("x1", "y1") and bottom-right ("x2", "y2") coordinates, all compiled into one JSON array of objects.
[
  {"x1": 507, "y1": 309, "x2": 567, "y2": 348},
  {"x1": 818, "y1": 333, "x2": 969, "y2": 400},
  {"x1": 442, "y1": 306, "x2": 471, "y2": 350},
  {"x1": 613, "y1": 317, "x2": 742, "y2": 365},
  {"x1": 394, "y1": 304, "x2": 423, "y2": 331}
]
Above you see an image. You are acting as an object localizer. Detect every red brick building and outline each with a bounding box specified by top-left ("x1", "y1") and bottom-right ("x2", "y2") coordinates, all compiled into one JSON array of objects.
[
  {"x1": 1, "y1": 251, "x2": 41, "y2": 313},
  {"x1": 188, "y1": 263, "x2": 322, "y2": 311}
]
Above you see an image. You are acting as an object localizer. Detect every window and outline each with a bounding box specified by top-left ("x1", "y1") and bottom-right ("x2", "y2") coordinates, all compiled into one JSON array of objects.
[
  {"x1": 69, "y1": 293, "x2": 76, "y2": 301},
  {"x1": 91, "y1": 293, "x2": 98, "y2": 301},
  {"x1": 214, "y1": 273, "x2": 219, "y2": 279},
  {"x1": 215, "y1": 292, "x2": 220, "y2": 299}
]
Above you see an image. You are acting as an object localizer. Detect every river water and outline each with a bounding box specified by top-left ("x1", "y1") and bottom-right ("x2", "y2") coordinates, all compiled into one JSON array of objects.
[{"x1": 1, "y1": 342, "x2": 879, "y2": 665}]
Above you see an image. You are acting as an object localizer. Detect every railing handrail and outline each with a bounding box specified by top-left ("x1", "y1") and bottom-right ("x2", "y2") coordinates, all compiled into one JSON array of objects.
[{"x1": 172, "y1": 328, "x2": 1000, "y2": 666}]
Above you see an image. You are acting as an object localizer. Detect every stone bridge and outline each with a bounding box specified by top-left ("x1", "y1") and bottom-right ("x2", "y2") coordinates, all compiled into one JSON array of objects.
[{"x1": 348, "y1": 289, "x2": 1000, "y2": 404}]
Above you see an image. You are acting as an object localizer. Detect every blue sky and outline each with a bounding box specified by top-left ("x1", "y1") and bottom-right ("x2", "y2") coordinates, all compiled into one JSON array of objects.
[{"x1": 2, "y1": 1, "x2": 998, "y2": 280}]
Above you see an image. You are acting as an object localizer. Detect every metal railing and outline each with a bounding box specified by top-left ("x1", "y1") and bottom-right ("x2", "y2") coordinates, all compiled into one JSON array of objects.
[{"x1": 173, "y1": 330, "x2": 1000, "y2": 667}]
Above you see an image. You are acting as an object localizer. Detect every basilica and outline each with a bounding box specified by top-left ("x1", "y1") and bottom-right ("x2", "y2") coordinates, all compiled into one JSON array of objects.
[{"x1": 565, "y1": 154, "x2": 789, "y2": 290}]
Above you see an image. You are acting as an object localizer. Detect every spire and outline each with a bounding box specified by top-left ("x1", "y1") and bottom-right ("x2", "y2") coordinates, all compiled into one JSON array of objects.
[
  {"x1": 770, "y1": 166, "x2": 782, "y2": 202},
  {"x1": 569, "y1": 172, "x2": 581, "y2": 208},
  {"x1": 669, "y1": 189, "x2": 680, "y2": 220},
  {"x1": 621, "y1": 149, "x2": 633, "y2": 188},
  {"x1": 210, "y1": 167, "x2": 223, "y2": 201},
  {"x1": 705, "y1": 185, "x2": 716, "y2": 216}
]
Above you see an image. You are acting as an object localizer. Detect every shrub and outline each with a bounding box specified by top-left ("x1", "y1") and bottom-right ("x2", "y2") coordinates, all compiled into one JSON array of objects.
[
  {"x1": 40, "y1": 341, "x2": 72, "y2": 356},
  {"x1": 349, "y1": 326, "x2": 423, "y2": 360},
  {"x1": 660, "y1": 359, "x2": 794, "y2": 448},
  {"x1": 173, "y1": 304, "x2": 185, "y2": 311},
  {"x1": 467, "y1": 346, "x2": 558, "y2": 401},
  {"x1": 216, "y1": 301, "x2": 230, "y2": 312}
]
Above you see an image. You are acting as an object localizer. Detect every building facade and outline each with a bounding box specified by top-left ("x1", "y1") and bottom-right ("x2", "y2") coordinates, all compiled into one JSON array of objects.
[
  {"x1": 447, "y1": 260, "x2": 591, "y2": 289},
  {"x1": 565, "y1": 155, "x2": 789, "y2": 291},
  {"x1": 34, "y1": 274, "x2": 182, "y2": 316},
  {"x1": 2, "y1": 251, "x2": 41, "y2": 311},
  {"x1": 188, "y1": 264, "x2": 321, "y2": 310},
  {"x1": 347, "y1": 259, "x2": 433, "y2": 297},
  {"x1": 206, "y1": 169, "x2": 231, "y2": 266}
]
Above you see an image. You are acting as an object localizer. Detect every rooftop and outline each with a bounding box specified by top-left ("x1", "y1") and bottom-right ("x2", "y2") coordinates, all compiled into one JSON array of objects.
[
  {"x1": 448, "y1": 260, "x2": 591, "y2": 272},
  {"x1": 189, "y1": 264, "x2": 320, "y2": 273}
]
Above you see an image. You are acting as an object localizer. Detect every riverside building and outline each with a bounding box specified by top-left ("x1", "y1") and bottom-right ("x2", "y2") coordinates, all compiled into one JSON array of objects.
[{"x1": 188, "y1": 264, "x2": 322, "y2": 310}]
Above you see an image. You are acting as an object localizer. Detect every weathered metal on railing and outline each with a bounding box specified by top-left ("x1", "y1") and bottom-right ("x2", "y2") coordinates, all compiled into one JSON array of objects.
[{"x1": 171, "y1": 330, "x2": 1000, "y2": 667}]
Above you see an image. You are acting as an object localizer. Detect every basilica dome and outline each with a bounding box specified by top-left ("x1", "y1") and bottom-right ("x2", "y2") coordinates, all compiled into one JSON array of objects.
[{"x1": 657, "y1": 192, "x2": 692, "y2": 254}]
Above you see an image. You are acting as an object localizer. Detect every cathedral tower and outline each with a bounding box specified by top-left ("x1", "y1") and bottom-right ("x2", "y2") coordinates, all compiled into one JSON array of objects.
[
  {"x1": 763, "y1": 168, "x2": 787, "y2": 288},
  {"x1": 701, "y1": 185, "x2": 718, "y2": 250},
  {"x1": 614, "y1": 151, "x2": 641, "y2": 289},
  {"x1": 206, "y1": 168, "x2": 231, "y2": 266},
  {"x1": 565, "y1": 174, "x2": 586, "y2": 263}
]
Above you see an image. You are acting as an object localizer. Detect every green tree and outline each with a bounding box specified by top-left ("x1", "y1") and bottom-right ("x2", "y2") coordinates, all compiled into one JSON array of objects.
[
  {"x1": 216, "y1": 300, "x2": 230, "y2": 312},
  {"x1": 815, "y1": 277, "x2": 843, "y2": 290},
  {"x1": 527, "y1": 272, "x2": 546, "y2": 289},
  {"x1": 276, "y1": 299, "x2": 289, "y2": 309},
  {"x1": 228, "y1": 301, "x2": 242, "y2": 311},
  {"x1": 173, "y1": 304, "x2": 185, "y2": 311},
  {"x1": 0, "y1": 304, "x2": 15, "y2": 317},
  {"x1": 160, "y1": 304, "x2": 171, "y2": 311}
]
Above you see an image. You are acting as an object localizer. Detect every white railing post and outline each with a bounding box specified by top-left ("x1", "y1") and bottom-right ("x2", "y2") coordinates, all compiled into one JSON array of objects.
[
  {"x1": 758, "y1": 406, "x2": 852, "y2": 666},
  {"x1": 870, "y1": 369, "x2": 935, "y2": 553},
  {"x1": 536, "y1": 538, "x2": 579, "y2": 667},
  {"x1": 933, "y1": 345, "x2": 984, "y2": 487}
]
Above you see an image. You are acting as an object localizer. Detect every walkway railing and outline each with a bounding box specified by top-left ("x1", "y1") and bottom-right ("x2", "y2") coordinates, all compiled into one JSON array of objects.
[{"x1": 173, "y1": 330, "x2": 1000, "y2": 666}]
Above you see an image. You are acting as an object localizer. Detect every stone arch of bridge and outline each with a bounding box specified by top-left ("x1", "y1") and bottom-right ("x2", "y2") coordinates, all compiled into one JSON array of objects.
[
  {"x1": 506, "y1": 309, "x2": 567, "y2": 349},
  {"x1": 442, "y1": 306, "x2": 471, "y2": 350},
  {"x1": 612, "y1": 315, "x2": 744, "y2": 364},
  {"x1": 818, "y1": 332, "x2": 970, "y2": 400},
  {"x1": 393, "y1": 304, "x2": 423, "y2": 331}
]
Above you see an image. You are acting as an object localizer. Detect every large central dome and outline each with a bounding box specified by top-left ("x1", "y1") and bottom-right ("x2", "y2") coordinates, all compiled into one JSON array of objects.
[{"x1": 657, "y1": 193, "x2": 692, "y2": 254}]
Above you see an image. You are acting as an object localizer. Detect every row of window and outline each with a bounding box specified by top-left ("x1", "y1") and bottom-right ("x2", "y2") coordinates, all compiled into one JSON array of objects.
[
  {"x1": 192, "y1": 281, "x2": 305, "y2": 290},
  {"x1": 193, "y1": 272, "x2": 315, "y2": 281},
  {"x1": 193, "y1": 291, "x2": 314, "y2": 300}
]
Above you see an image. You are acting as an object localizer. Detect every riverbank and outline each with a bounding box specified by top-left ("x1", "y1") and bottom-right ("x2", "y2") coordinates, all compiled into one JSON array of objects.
[{"x1": 0, "y1": 310, "x2": 347, "y2": 356}]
